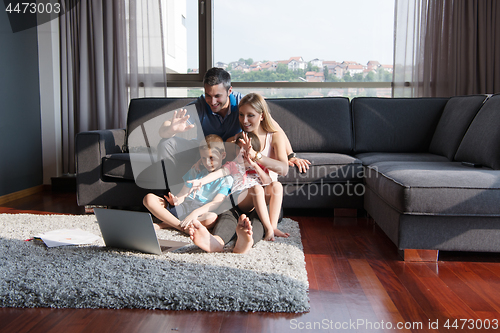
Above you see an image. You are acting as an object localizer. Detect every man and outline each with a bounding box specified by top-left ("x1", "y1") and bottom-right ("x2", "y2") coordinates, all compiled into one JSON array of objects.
[{"x1": 156, "y1": 67, "x2": 310, "y2": 251}]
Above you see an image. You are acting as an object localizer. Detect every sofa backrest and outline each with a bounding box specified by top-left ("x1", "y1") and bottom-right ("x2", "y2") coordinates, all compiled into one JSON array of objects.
[
  {"x1": 352, "y1": 97, "x2": 448, "y2": 154},
  {"x1": 266, "y1": 97, "x2": 352, "y2": 153},
  {"x1": 454, "y1": 94, "x2": 500, "y2": 169},
  {"x1": 126, "y1": 98, "x2": 196, "y2": 151},
  {"x1": 428, "y1": 95, "x2": 488, "y2": 160}
]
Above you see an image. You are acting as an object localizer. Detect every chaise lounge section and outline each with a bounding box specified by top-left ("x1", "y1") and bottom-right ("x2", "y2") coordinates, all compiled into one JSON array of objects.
[{"x1": 359, "y1": 95, "x2": 500, "y2": 259}]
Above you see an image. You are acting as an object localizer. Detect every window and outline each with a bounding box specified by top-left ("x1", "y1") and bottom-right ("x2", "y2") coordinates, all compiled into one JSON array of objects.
[{"x1": 168, "y1": 0, "x2": 395, "y2": 98}]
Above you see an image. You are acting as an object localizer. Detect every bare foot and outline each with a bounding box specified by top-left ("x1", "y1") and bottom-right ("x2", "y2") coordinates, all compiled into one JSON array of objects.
[
  {"x1": 153, "y1": 223, "x2": 160, "y2": 231},
  {"x1": 233, "y1": 214, "x2": 254, "y2": 254},
  {"x1": 188, "y1": 219, "x2": 224, "y2": 253},
  {"x1": 264, "y1": 231, "x2": 275, "y2": 241},
  {"x1": 274, "y1": 228, "x2": 290, "y2": 238}
]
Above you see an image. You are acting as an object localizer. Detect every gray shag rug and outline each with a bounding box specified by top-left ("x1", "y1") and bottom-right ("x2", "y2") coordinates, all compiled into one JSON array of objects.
[{"x1": 0, "y1": 213, "x2": 309, "y2": 312}]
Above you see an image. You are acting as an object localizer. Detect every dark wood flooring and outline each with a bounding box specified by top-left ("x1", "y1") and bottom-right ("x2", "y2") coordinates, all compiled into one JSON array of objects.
[{"x1": 1, "y1": 189, "x2": 500, "y2": 332}]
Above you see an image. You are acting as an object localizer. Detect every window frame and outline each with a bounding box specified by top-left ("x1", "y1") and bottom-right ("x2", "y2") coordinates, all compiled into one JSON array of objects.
[{"x1": 166, "y1": 0, "x2": 393, "y2": 92}]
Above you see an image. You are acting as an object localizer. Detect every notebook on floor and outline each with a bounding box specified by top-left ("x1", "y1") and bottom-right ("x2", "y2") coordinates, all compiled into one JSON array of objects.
[{"x1": 94, "y1": 208, "x2": 189, "y2": 255}]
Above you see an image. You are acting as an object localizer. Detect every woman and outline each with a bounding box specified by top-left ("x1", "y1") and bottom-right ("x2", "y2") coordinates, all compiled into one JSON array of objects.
[{"x1": 188, "y1": 93, "x2": 290, "y2": 253}]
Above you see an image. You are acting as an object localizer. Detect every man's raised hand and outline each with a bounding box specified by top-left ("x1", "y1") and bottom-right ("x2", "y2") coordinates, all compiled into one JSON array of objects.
[
  {"x1": 159, "y1": 108, "x2": 195, "y2": 138},
  {"x1": 170, "y1": 108, "x2": 195, "y2": 134}
]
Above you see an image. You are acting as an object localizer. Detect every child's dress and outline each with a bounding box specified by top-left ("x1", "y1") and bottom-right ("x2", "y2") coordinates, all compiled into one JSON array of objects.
[
  {"x1": 224, "y1": 159, "x2": 269, "y2": 193},
  {"x1": 224, "y1": 132, "x2": 277, "y2": 195}
]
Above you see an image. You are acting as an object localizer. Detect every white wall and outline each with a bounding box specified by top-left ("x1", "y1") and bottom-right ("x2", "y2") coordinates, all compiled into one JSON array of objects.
[{"x1": 37, "y1": 18, "x2": 62, "y2": 184}]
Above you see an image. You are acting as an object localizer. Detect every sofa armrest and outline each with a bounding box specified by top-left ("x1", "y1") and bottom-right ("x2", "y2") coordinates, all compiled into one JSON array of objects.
[{"x1": 75, "y1": 129, "x2": 126, "y2": 205}]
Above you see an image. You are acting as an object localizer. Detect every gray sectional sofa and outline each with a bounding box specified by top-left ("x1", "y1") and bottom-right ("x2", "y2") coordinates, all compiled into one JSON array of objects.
[{"x1": 76, "y1": 93, "x2": 500, "y2": 257}]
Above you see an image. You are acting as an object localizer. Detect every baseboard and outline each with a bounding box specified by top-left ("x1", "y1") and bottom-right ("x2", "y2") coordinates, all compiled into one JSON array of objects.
[{"x1": 0, "y1": 185, "x2": 45, "y2": 205}]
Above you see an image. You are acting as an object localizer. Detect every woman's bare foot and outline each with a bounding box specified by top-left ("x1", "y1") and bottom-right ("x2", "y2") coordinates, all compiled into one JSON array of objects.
[
  {"x1": 274, "y1": 228, "x2": 290, "y2": 238},
  {"x1": 264, "y1": 231, "x2": 275, "y2": 241},
  {"x1": 188, "y1": 219, "x2": 224, "y2": 252},
  {"x1": 233, "y1": 214, "x2": 254, "y2": 254}
]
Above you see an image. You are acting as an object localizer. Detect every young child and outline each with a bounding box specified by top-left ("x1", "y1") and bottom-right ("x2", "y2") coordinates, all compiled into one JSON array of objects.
[
  {"x1": 187, "y1": 131, "x2": 289, "y2": 241},
  {"x1": 143, "y1": 134, "x2": 233, "y2": 232}
]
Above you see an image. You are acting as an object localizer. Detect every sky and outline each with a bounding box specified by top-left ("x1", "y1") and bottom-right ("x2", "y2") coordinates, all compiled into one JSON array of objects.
[{"x1": 187, "y1": 0, "x2": 395, "y2": 69}]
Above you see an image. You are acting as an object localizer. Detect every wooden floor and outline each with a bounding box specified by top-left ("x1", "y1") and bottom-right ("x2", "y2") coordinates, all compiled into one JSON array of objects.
[{"x1": 1, "y1": 190, "x2": 500, "y2": 332}]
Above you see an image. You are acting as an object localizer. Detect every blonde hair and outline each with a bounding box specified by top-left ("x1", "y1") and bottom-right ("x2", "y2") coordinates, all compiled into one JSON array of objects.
[
  {"x1": 199, "y1": 134, "x2": 225, "y2": 155},
  {"x1": 239, "y1": 93, "x2": 277, "y2": 133}
]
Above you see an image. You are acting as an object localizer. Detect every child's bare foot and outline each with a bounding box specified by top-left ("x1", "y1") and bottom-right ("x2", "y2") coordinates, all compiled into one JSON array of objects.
[
  {"x1": 233, "y1": 214, "x2": 254, "y2": 253},
  {"x1": 274, "y1": 228, "x2": 290, "y2": 238},
  {"x1": 188, "y1": 219, "x2": 224, "y2": 252}
]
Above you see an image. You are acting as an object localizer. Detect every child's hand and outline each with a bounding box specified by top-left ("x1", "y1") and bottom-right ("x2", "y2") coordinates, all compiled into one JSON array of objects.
[
  {"x1": 165, "y1": 192, "x2": 183, "y2": 206},
  {"x1": 180, "y1": 212, "x2": 198, "y2": 229},
  {"x1": 186, "y1": 179, "x2": 202, "y2": 195},
  {"x1": 274, "y1": 228, "x2": 290, "y2": 238},
  {"x1": 164, "y1": 192, "x2": 175, "y2": 206},
  {"x1": 179, "y1": 218, "x2": 192, "y2": 229},
  {"x1": 243, "y1": 150, "x2": 257, "y2": 168},
  {"x1": 264, "y1": 230, "x2": 275, "y2": 241}
]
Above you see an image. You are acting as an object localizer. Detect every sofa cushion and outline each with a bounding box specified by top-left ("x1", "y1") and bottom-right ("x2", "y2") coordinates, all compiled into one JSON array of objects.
[
  {"x1": 352, "y1": 97, "x2": 448, "y2": 153},
  {"x1": 355, "y1": 152, "x2": 448, "y2": 166},
  {"x1": 278, "y1": 152, "x2": 363, "y2": 184},
  {"x1": 102, "y1": 153, "x2": 134, "y2": 180},
  {"x1": 104, "y1": 152, "x2": 173, "y2": 190},
  {"x1": 106, "y1": 151, "x2": 364, "y2": 186},
  {"x1": 428, "y1": 95, "x2": 488, "y2": 160},
  {"x1": 266, "y1": 97, "x2": 352, "y2": 153},
  {"x1": 365, "y1": 161, "x2": 500, "y2": 216},
  {"x1": 454, "y1": 94, "x2": 500, "y2": 169}
]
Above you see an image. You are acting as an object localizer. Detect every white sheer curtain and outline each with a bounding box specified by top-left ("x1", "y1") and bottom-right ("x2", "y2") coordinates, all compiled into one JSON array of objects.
[
  {"x1": 393, "y1": 0, "x2": 500, "y2": 98},
  {"x1": 60, "y1": 0, "x2": 167, "y2": 174},
  {"x1": 392, "y1": 0, "x2": 426, "y2": 97},
  {"x1": 127, "y1": 0, "x2": 168, "y2": 99}
]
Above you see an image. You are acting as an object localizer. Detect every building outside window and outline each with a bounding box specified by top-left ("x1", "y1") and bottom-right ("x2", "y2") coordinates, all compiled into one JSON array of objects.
[{"x1": 141, "y1": 0, "x2": 396, "y2": 99}]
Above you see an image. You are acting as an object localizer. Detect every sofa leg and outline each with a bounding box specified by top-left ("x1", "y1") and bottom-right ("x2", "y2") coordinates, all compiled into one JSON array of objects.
[{"x1": 401, "y1": 249, "x2": 439, "y2": 262}]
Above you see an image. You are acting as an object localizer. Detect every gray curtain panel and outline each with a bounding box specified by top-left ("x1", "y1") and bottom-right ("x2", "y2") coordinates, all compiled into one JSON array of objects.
[
  {"x1": 393, "y1": 0, "x2": 500, "y2": 98},
  {"x1": 60, "y1": 0, "x2": 166, "y2": 174}
]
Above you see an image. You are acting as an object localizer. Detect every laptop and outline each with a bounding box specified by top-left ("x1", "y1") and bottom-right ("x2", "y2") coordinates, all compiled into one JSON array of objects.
[{"x1": 94, "y1": 208, "x2": 189, "y2": 255}]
